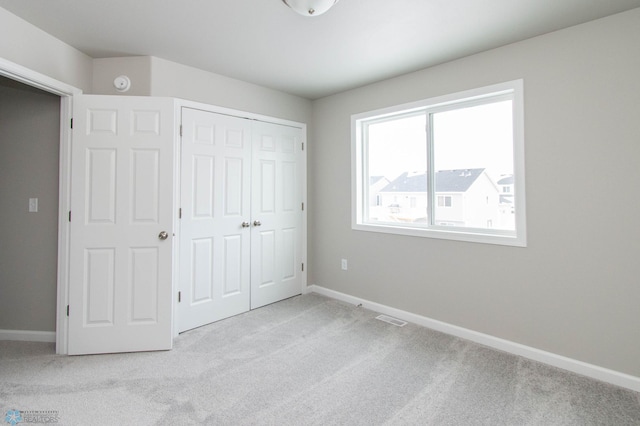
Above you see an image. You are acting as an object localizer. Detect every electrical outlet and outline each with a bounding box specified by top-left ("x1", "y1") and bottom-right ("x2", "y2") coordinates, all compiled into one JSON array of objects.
[{"x1": 341, "y1": 259, "x2": 348, "y2": 270}]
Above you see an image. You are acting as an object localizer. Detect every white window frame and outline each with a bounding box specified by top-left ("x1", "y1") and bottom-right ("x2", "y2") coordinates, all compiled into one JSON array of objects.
[{"x1": 351, "y1": 80, "x2": 527, "y2": 247}]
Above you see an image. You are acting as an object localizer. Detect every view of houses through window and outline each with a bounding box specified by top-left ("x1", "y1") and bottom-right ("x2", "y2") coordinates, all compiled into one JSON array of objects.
[{"x1": 365, "y1": 97, "x2": 515, "y2": 231}]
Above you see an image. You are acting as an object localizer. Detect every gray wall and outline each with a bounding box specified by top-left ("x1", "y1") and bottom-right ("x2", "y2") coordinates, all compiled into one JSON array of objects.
[
  {"x1": 0, "y1": 7, "x2": 92, "y2": 92},
  {"x1": 89, "y1": 56, "x2": 313, "y2": 125},
  {"x1": 308, "y1": 8, "x2": 640, "y2": 377},
  {"x1": 0, "y1": 77, "x2": 60, "y2": 331},
  {"x1": 0, "y1": 7, "x2": 88, "y2": 334},
  {"x1": 92, "y1": 56, "x2": 152, "y2": 96},
  {"x1": 149, "y1": 57, "x2": 312, "y2": 124}
]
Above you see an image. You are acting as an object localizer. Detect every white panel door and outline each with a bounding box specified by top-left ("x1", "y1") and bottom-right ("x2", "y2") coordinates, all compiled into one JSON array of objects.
[
  {"x1": 251, "y1": 121, "x2": 303, "y2": 309},
  {"x1": 177, "y1": 108, "x2": 252, "y2": 332},
  {"x1": 68, "y1": 95, "x2": 175, "y2": 355}
]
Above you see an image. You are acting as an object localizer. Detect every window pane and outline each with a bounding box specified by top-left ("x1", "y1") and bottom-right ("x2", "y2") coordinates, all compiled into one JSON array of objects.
[
  {"x1": 432, "y1": 100, "x2": 515, "y2": 230},
  {"x1": 366, "y1": 114, "x2": 427, "y2": 224},
  {"x1": 352, "y1": 80, "x2": 525, "y2": 246}
]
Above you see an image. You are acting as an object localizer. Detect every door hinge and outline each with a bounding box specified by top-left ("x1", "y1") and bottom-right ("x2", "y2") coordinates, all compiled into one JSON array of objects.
[
  {"x1": 66, "y1": 305, "x2": 69, "y2": 317},
  {"x1": 302, "y1": 142, "x2": 304, "y2": 151},
  {"x1": 179, "y1": 124, "x2": 183, "y2": 137},
  {"x1": 70, "y1": 118, "x2": 73, "y2": 129},
  {"x1": 179, "y1": 208, "x2": 182, "y2": 219},
  {"x1": 301, "y1": 202, "x2": 304, "y2": 211},
  {"x1": 178, "y1": 291, "x2": 181, "y2": 303},
  {"x1": 302, "y1": 263, "x2": 304, "y2": 272},
  {"x1": 68, "y1": 211, "x2": 71, "y2": 222}
]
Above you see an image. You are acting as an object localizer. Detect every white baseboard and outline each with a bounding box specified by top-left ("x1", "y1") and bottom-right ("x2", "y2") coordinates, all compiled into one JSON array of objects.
[
  {"x1": 0, "y1": 329, "x2": 56, "y2": 343},
  {"x1": 306, "y1": 284, "x2": 640, "y2": 393}
]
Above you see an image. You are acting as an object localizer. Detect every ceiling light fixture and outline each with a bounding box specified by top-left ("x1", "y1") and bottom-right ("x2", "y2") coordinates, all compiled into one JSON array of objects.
[{"x1": 282, "y1": 0, "x2": 340, "y2": 17}]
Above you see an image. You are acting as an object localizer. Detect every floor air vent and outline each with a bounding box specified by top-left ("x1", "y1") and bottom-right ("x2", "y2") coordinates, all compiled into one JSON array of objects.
[{"x1": 375, "y1": 315, "x2": 407, "y2": 327}]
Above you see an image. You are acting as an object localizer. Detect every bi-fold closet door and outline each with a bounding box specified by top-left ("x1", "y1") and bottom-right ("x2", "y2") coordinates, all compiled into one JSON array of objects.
[{"x1": 177, "y1": 107, "x2": 304, "y2": 333}]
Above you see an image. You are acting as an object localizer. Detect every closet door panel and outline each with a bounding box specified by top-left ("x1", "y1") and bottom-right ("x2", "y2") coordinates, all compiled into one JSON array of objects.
[
  {"x1": 250, "y1": 122, "x2": 303, "y2": 309},
  {"x1": 178, "y1": 108, "x2": 251, "y2": 332}
]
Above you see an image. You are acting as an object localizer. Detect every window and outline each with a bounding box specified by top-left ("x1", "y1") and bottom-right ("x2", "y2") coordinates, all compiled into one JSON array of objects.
[
  {"x1": 437, "y1": 196, "x2": 451, "y2": 207},
  {"x1": 352, "y1": 80, "x2": 526, "y2": 246}
]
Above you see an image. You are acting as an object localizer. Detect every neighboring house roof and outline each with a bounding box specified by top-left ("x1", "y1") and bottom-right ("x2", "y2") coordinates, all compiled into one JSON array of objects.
[
  {"x1": 380, "y1": 169, "x2": 485, "y2": 193},
  {"x1": 497, "y1": 175, "x2": 514, "y2": 185},
  {"x1": 381, "y1": 172, "x2": 427, "y2": 192},
  {"x1": 436, "y1": 169, "x2": 485, "y2": 192},
  {"x1": 500, "y1": 195, "x2": 514, "y2": 204},
  {"x1": 369, "y1": 175, "x2": 387, "y2": 186}
]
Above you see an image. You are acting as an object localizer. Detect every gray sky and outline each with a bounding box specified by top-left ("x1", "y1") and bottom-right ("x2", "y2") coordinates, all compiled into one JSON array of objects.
[{"x1": 367, "y1": 100, "x2": 513, "y2": 182}]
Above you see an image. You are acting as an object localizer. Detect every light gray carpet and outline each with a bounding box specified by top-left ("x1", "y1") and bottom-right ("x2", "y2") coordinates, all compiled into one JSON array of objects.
[{"x1": 1, "y1": 293, "x2": 639, "y2": 425}]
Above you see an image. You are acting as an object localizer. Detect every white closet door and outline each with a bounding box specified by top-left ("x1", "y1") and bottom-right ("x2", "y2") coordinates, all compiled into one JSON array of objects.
[
  {"x1": 251, "y1": 121, "x2": 303, "y2": 309},
  {"x1": 178, "y1": 108, "x2": 252, "y2": 332},
  {"x1": 68, "y1": 95, "x2": 175, "y2": 355}
]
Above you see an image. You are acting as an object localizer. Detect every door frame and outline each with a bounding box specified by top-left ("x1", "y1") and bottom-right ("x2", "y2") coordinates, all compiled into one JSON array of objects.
[
  {"x1": 0, "y1": 58, "x2": 81, "y2": 354},
  {"x1": 173, "y1": 99, "x2": 308, "y2": 337}
]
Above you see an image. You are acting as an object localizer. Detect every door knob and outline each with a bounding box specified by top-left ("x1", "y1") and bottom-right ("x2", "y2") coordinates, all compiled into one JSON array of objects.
[
  {"x1": 158, "y1": 231, "x2": 169, "y2": 240},
  {"x1": 241, "y1": 221, "x2": 251, "y2": 228},
  {"x1": 253, "y1": 220, "x2": 262, "y2": 227}
]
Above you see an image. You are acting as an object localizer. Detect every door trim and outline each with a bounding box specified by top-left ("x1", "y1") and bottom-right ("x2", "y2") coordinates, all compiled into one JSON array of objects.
[{"x1": 0, "y1": 58, "x2": 82, "y2": 354}]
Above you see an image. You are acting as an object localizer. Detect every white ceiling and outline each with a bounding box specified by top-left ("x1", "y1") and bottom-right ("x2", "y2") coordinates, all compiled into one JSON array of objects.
[{"x1": 2, "y1": 0, "x2": 640, "y2": 99}]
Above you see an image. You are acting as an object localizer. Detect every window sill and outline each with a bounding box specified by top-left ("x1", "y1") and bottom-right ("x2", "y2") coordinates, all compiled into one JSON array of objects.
[{"x1": 352, "y1": 222, "x2": 527, "y2": 247}]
